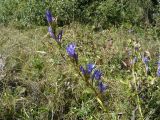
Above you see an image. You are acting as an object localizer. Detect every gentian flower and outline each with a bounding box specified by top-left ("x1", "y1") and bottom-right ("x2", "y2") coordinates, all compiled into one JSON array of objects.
[
  {"x1": 66, "y1": 43, "x2": 78, "y2": 62},
  {"x1": 80, "y1": 66, "x2": 86, "y2": 75},
  {"x1": 66, "y1": 43, "x2": 76, "y2": 56},
  {"x1": 48, "y1": 26, "x2": 63, "y2": 44},
  {"x1": 134, "y1": 41, "x2": 140, "y2": 51},
  {"x1": 92, "y1": 70, "x2": 102, "y2": 80},
  {"x1": 157, "y1": 62, "x2": 160, "y2": 77},
  {"x1": 98, "y1": 81, "x2": 107, "y2": 93},
  {"x1": 87, "y1": 64, "x2": 95, "y2": 74},
  {"x1": 135, "y1": 46, "x2": 139, "y2": 51},
  {"x1": 80, "y1": 63, "x2": 95, "y2": 75},
  {"x1": 56, "y1": 30, "x2": 63, "y2": 43},
  {"x1": 48, "y1": 26, "x2": 56, "y2": 39},
  {"x1": 142, "y1": 56, "x2": 150, "y2": 73},
  {"x1": 143, "y1": 57, "x2": 149, "y2": 64},
  {"x1": 46, "y1": 10, "x2": 53, "y2": 23}
]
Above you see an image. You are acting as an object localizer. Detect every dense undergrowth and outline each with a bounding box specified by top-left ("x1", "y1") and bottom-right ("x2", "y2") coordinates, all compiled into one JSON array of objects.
[
  {"x1": 0, "y1": 0, "x2": 160, "y2": 120},
  {"x1": 0, "y1": 21, "x2": 160, "y2": 119},
  {"x1": 0, "y1": 0, "x2": 160, "y2": 28}
]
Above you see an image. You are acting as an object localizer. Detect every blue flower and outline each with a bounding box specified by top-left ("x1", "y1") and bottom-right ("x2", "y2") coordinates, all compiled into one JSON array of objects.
[
  {"x1": 66, "y1": 43, "x2": 76, "y2": 56},
  {"x1": 48, "y1": 26, "x2": 56, "y2": 39},
  {"x1": 80, "y1": 63, "x2": 95, "y2": 75},
  {"x1": 46, "y1": 10, "x2": 53, "y2": 23},
  {"x1": 157, "y1": 62, "x2": 160, "y2": 77},
  {"x1": 142, "y1": 56, "x2": 150, "y2": 73},
  {"x1": 98, "y1": 81, "x2": 107, "y2": 93},
  {"x1": 80, "y1": 66, "x2": 86, "y2": 75},
  {"x1": 143, "y1": 56, "x2": 149, "y2": 64},
  {"x1": 134, "y1": 42, "x2": 140, "y2": 51},
  {"x1": 87, "y1": 64, "x2": 95, "y2": 74},
  {"x1": 48, "y1": 27, "x2": 63, "y2": 43},
  {"x1": 66, "y1": 43, "x2": 78, "y2": 62},
  {"x1": 92, "y1": 70, "x2": 102, "y2": 80},
  {"x1": 56, "y1": 30, "x2": 63, "y2": 42},
  {"x1": 135, "y1": 47, "x2": 139, "y2": 51}
]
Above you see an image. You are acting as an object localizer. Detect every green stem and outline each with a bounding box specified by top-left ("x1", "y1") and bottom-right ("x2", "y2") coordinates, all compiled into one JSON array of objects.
[
  {"x1": 84, "y1": 77, "x2": 108, "y2": 112},
  {"x1": 132, "y1": 69, "x2": 144, "y2": 120},
  {"x1": 74, "y1": 65, "x2": 108, "y2": 112}
]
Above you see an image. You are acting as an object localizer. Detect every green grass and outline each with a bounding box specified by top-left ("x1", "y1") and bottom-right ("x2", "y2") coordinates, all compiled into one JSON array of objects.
[{"x1": 0, "y1": 23, "x2": 160, "y2": 120}]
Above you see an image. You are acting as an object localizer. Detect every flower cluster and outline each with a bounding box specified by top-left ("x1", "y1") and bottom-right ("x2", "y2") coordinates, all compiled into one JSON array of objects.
[
  {"x1": 66, "y1": 43, "x2": 78, "y2": 63},
  {"x1": 46, "y1": 10, "x2": 53, "y2": 23},
  {"x1": 80, "y1": 63, "x2": 95, "y2": 76},
  {"x1": 80, "y1": 63, "x2": 107, "y2": 93},
  {"x1": 65, "y1": 41, "x2": 107, "y2": 93},
  {"x1": 126, "y1": 42, "x2": 160, "y2": 77},
  {"x1": 142, "y1": 52, "x2": 150, "y2": 73},
  {"x1": 45, "y1": 10, "x2": 107, "y2": 108},
  {"x1": 92, "y1": 70, "x2": 102, "y2": 80},
  {"x1": 46, "y1": 10, "x2": 63, "y2": 44},
  {"x1": 48, "y1": 26, "x2": 63, "y2": 43}
]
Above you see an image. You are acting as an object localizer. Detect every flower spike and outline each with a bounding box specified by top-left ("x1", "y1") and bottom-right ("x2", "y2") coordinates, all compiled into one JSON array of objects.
[
  {"x1": 80, "y1": 63, "x2": 95, "y2": 76},
  {"x1": 46, "y1": 10, "x2": 53, "y2": 23},
  {"x1": 92, "y1": 70, "x2": 102, "y2": 80},
  {"x1": 98, "y1": 81, "x2": 107, "y2": 93},
  {"x1": 56, "y1": 30, "x2": 63, "y2": 43},
  {"x1": 66, "y1": 43, "x2": 78, "y2": 63},
  {"x1": 48, "y1": 26, "x2": 56, "y2": 39}
]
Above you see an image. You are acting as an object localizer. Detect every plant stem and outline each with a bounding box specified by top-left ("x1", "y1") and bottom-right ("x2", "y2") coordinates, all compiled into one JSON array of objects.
[
  {"x1": 132, "y1": 69, "x2": 144, "y2": 120},
  {"x1": 84, "y1": 77, "x2": 109, "y2": 112},
  {"x1": 74, "y1": 65, "x2": 108, "y2": 112}
]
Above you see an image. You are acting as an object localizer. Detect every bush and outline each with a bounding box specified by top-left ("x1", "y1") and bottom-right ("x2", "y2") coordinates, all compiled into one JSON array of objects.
[
  {"x1": 0, "y1": 0, "x2": 46, "y2": 28},
  {"x1": 0, "y1": 0, "x2": 159, "y2": 28}
]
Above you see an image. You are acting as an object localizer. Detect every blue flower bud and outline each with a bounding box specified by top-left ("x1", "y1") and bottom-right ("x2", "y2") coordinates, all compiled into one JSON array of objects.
[
  {"x1": 46, "y1": 10, "x2": 53, "y2": 23},
  {"x1": 66, "y1": 43, "x2": 76, "y2": 56},
  {"x1": 98, "y1": 81, "x2": 107, "y2": 93},
  {"x1": 143, "y1": 56, "x2": 149, "y2": 64},
  {"x1": 80, "y1": 63, "x2": 95, "y2": 75},
  {"x1": 66, "y1": 43, "x2": 78, "y2": 62},
  {"x1": 48, "y1": 27, "x2": 63, "y2": 43},
  {"x1": 80, "y1": 66, "x2": 86, "y2": 75},
  {"x1": 142, "y1": 56, "x2": 150, "y2": 73},
  {"x1": 92, "y1": 70, "x2": 102, "y2": 80},
  {"x1": 56, "y1": 30, "x2": 63, "y2": 43},
  {"x1": 48, "y1": 26, "x2": 56, "y2": 39},
  {"x1": 87, "y1": 64, "x2": 95, "y2": 74}
]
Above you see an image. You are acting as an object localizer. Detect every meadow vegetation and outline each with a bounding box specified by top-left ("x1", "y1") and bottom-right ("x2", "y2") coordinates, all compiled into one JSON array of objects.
[{"x1": 0, "y1": 0, "x2": 160, "y2": 120}]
